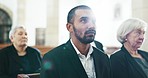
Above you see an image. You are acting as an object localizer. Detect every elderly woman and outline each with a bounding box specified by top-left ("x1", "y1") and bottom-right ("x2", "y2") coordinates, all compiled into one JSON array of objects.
[
  {"x1": 0, "y1": 26, "x2": 42, "y2": 78},
  {"x1": 110, "y1": 18, "x2": 148, "y2": 78}
]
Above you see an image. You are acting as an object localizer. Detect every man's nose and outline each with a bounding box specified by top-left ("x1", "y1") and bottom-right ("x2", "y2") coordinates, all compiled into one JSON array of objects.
[
  {"x1": 22, "y1": 34, "x2": 28, "y2": 38},
  {"x1": 88, "y1": 21, "x2": 96, "y2": 29}
]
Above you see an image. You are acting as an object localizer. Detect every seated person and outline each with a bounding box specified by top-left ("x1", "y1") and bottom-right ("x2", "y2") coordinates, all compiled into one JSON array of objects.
[
  {"x1": 0, "y1": 26, "x2": 42, "y2": 78},
  {"x1": 110, "y1": 18, "x2": 148, "y2": 78}
]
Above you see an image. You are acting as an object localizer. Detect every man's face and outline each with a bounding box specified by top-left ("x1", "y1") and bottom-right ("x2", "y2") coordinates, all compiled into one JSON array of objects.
[
  {"x1": 72, "y1": 9, "x2": 96, "y2": 44},
  {"x1": 11, "y1": 28, "x2": 28, "y2": 47}
]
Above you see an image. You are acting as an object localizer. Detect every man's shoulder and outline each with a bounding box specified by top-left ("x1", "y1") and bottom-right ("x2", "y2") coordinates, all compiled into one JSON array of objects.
[
  {"x1": 0, "y1": 45, "x2": 12, "y2": 53},
  {"x1": 93, "y1": 47, "x2": 109, "y2": 59},
  {"x1": 44, "y1": 44, "x2": 66, "y2": 55},
  {"x1": 93, "y1": 47, "x2": 104, "y2": 54},
  {"x1": 27, "y1": 46, "x2": 40, "y2": 52},
  {"x1": 0, "y1": 45, "x2": 13, "y2": 59},
  {"x1": 42, "y1": 43, "x2": 69, "y2": 61},
  {"x1": 94, "y1": 40, "x2": 102, "y2": 44}
]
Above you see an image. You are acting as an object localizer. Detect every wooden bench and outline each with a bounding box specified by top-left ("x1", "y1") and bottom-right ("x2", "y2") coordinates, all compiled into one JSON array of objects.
[{"x1": 32, "y1": 45, "x2": 54, "y2": 56}]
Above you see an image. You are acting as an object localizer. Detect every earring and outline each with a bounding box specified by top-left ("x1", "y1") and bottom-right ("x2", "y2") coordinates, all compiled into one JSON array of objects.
[{"x1": 125, "y1": 39, "x2": 127, "y2": 42}]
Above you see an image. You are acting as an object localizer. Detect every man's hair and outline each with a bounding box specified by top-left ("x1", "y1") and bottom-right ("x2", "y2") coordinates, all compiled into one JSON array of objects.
[
  {"x1": 9, "y1": 26, "x2": 26, "y2": 39},
  {"x1": 67, "y1": 5, "x2": 91, "y2": 24}
]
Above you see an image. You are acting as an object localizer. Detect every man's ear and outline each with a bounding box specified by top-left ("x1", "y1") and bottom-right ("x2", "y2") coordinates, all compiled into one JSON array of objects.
[
  {"x1": 66, "y1": 23, "x2": 73, "y2": 33},
  {"x1": 10, "y1": 36, "x2": 14, "y2": 42}
]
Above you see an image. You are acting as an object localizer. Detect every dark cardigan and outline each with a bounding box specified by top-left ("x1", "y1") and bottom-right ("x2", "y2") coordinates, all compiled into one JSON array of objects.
[
  {"x1": 110, "y1": 45, "x2": 148, "y2": 78},
  {"x1": 0, "y1": 45, "x2": 42, "y2": 78}
]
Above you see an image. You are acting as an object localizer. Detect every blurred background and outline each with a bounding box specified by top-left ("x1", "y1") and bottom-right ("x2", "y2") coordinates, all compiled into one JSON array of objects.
[{"x1": 0, "y1": 0, "x2": 148, "y2": 55}]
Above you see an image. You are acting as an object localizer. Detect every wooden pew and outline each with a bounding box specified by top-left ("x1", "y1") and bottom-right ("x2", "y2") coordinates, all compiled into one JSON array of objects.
[
  {"x1": 32, "y1": 45, "x2": 54, "y2": 56},
  {"x1": 0, "y1": 44, "x2": 54, "y2": 57}
]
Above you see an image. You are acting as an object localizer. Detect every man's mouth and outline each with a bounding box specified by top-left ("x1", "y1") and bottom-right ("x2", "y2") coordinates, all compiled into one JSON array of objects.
[
  {"x1": 85, "y1": 30, "x2": 96, "y2": 37},
  {"x1": 86, "y1": 30, "x2": 96, "y2": 34}
]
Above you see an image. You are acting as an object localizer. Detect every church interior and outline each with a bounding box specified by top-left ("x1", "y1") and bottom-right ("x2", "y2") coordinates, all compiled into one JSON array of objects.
[{"x1": 0, "y1": 0, "x2": 148, "y2": 56}]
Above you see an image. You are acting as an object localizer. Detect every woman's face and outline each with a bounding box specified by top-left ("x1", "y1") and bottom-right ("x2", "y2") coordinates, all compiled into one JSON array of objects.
[
  {"x1": 126, "y1": 28, "x2": 145, "y2": 49},
  {"x1": 11, "y1": 28, "x2": 28, "y2": 47}
]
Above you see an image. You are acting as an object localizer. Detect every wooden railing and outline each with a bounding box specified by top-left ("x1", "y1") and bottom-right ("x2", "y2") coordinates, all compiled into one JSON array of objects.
[
  {"x1": 0, "y1": 44, "x2": 54, "y2": 56},
  {"x1": 0, "y1": 44, "x2": 120, "y2": 56},
  {"x1": 0, "y1": 44, "x2": 11, "y2": 49},
  {"x1": 32, "y1": 45, "x2": 54, "y2": 56}
]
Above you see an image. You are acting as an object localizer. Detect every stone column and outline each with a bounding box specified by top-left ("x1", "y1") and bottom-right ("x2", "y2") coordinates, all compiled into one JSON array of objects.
[
  {"x1": 45, "y1": 0, "x2": 59, "y2": 47},
  {"x1": 17, "y1": 0, "x2": 26, "y2": 25}
]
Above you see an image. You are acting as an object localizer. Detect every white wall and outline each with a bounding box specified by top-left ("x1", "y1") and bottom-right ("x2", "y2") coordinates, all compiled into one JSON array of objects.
[
  {"x1": 0, "y1": 0, "x2": 47, "y2": 46},
  {"x1": 132, "y1": 0, "x2": 148, "y2": 51},
  {"x1": 26, "y1": 0, "x2": 47, "y2": 45},
  {"x1": 0, "y1": 0, "x2": 17, "y2": 27},
  {"x1": 58, "y1": 0, "x2": 77, "y2": 45},
  {"x1": 58, "y1": 0, "x2": 132, "y2": 47}
]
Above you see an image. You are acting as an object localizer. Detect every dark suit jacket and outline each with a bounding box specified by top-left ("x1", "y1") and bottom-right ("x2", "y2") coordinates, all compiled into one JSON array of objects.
[
  {"x1": 110, "y1": 45, "x2": 148, "y2": 78},
  {"x1": 94, "y1": 40, "x2": 104, "y2": 51},
  {"x1": 0, "y1": 45, "x2": 42, "y2": 78},
  {"x1": 40, "y1": 40, "x2": 111, "y2": 78}
]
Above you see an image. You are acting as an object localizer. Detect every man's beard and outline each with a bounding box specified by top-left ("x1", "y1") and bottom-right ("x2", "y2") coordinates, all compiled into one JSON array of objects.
[{"x1": 73, "y1": 26, "x2": 96, "y2": 44}]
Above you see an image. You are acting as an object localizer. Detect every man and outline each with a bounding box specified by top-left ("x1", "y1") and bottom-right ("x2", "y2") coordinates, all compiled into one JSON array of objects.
[
  {"x1": 0, "y1": 26, "x2": 41, "y2": 78},
  {"x1": 40, "y1": 5, "x2": 111, "y2": 78}
]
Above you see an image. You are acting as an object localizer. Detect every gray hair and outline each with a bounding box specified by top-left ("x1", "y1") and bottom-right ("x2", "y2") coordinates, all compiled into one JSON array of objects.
[
  {"x1": 117, "y1": 18, "x2": 147, "y2": 44},
  {"x1": 9, "y1": 26, "x2": 26, "y2": 39}
]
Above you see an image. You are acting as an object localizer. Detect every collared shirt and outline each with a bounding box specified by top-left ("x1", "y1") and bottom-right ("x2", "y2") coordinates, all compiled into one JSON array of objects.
[
  {"x1": 70, "y1": 39, "x2": 96, "y2": 78},
  {"x1": 91, "y1": 41, "x2": 97, "y2": 48}
]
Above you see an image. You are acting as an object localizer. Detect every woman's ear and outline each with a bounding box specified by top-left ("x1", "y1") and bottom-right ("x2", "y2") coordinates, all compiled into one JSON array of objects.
[{"x1": 66, "y1": 23, "x2": 73, "y2": 33}]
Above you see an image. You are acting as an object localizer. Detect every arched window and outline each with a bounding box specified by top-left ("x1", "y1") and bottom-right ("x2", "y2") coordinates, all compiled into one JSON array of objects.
[{"x1": 0, "y1": 9, "x2": 12, "y2": 43}]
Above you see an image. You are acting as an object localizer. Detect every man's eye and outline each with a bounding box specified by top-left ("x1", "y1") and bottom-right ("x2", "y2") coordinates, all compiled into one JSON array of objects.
[
  {"x1": 81, "y1": 19, "x2": 88, "y2": 23},
  {"x1": 18, "y1": 34, "x2": 22, "y2": 35},
  {"x1": 18, "y1": 33, "x2": 23, "y2": 35}
]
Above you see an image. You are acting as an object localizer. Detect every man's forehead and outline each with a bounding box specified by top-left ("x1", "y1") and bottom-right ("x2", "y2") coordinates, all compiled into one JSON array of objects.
[
  {"x1": 15, "y1": 28, "x2": 26, "y2": 33},
  {"x1": 75, "y1": 9, "x2": 95, "y2": 18},
  {"x1": 75, "y1": 9, "x2": 93, "y2": 14}
]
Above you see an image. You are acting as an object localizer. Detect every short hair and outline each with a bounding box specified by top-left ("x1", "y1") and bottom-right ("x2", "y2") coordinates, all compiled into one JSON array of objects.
[
  {"x1": 9, "y1": 26, "x2": 26, "y2": 39},
  {"x1": 117, "y1": 18, "x2": 147, "y2": 44},
  {"x1": 67, "y1": 5, "x2": 91, "y2": 24}
]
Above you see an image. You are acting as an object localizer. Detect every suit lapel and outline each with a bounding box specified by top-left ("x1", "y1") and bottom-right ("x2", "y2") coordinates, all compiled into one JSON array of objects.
[
  {"x1": 91, "y1": 48, "x2": 101, "y2": 78},
  {"x1": 64, "y1": 40, "x2": 88, "y2": 78}
]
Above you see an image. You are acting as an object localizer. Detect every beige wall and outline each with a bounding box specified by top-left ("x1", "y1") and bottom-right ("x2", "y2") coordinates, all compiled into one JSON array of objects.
[
  {"x1": 132, "y1": 0, "x2": 148, "y2": 51},
  {"x1": 45, "y1": 0, "x2": 59, "y2": 47},
  {"x1": 0, "y1": 0, "x2": 147, "y2": 50},
  {"x1": 44, "y1": 0, "x2": 148, "y2": 50},
  {"x1": 17, "y1": 0, "x2": 26, "y2": 25}
]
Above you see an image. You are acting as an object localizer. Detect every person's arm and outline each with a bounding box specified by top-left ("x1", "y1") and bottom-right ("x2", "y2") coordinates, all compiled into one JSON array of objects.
[
  {"x1": 27, "y1": 47, "x2": 42, "y2": 73},
  {"x1": 34, "y1": 48, "x2": 42, "y2": 73},
  {"x1": 0, "y1": 51, "x2": 17, "y2": 78},
  {"x1": 110, "y1": 54, "x2": 129, "y2": 78}
]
